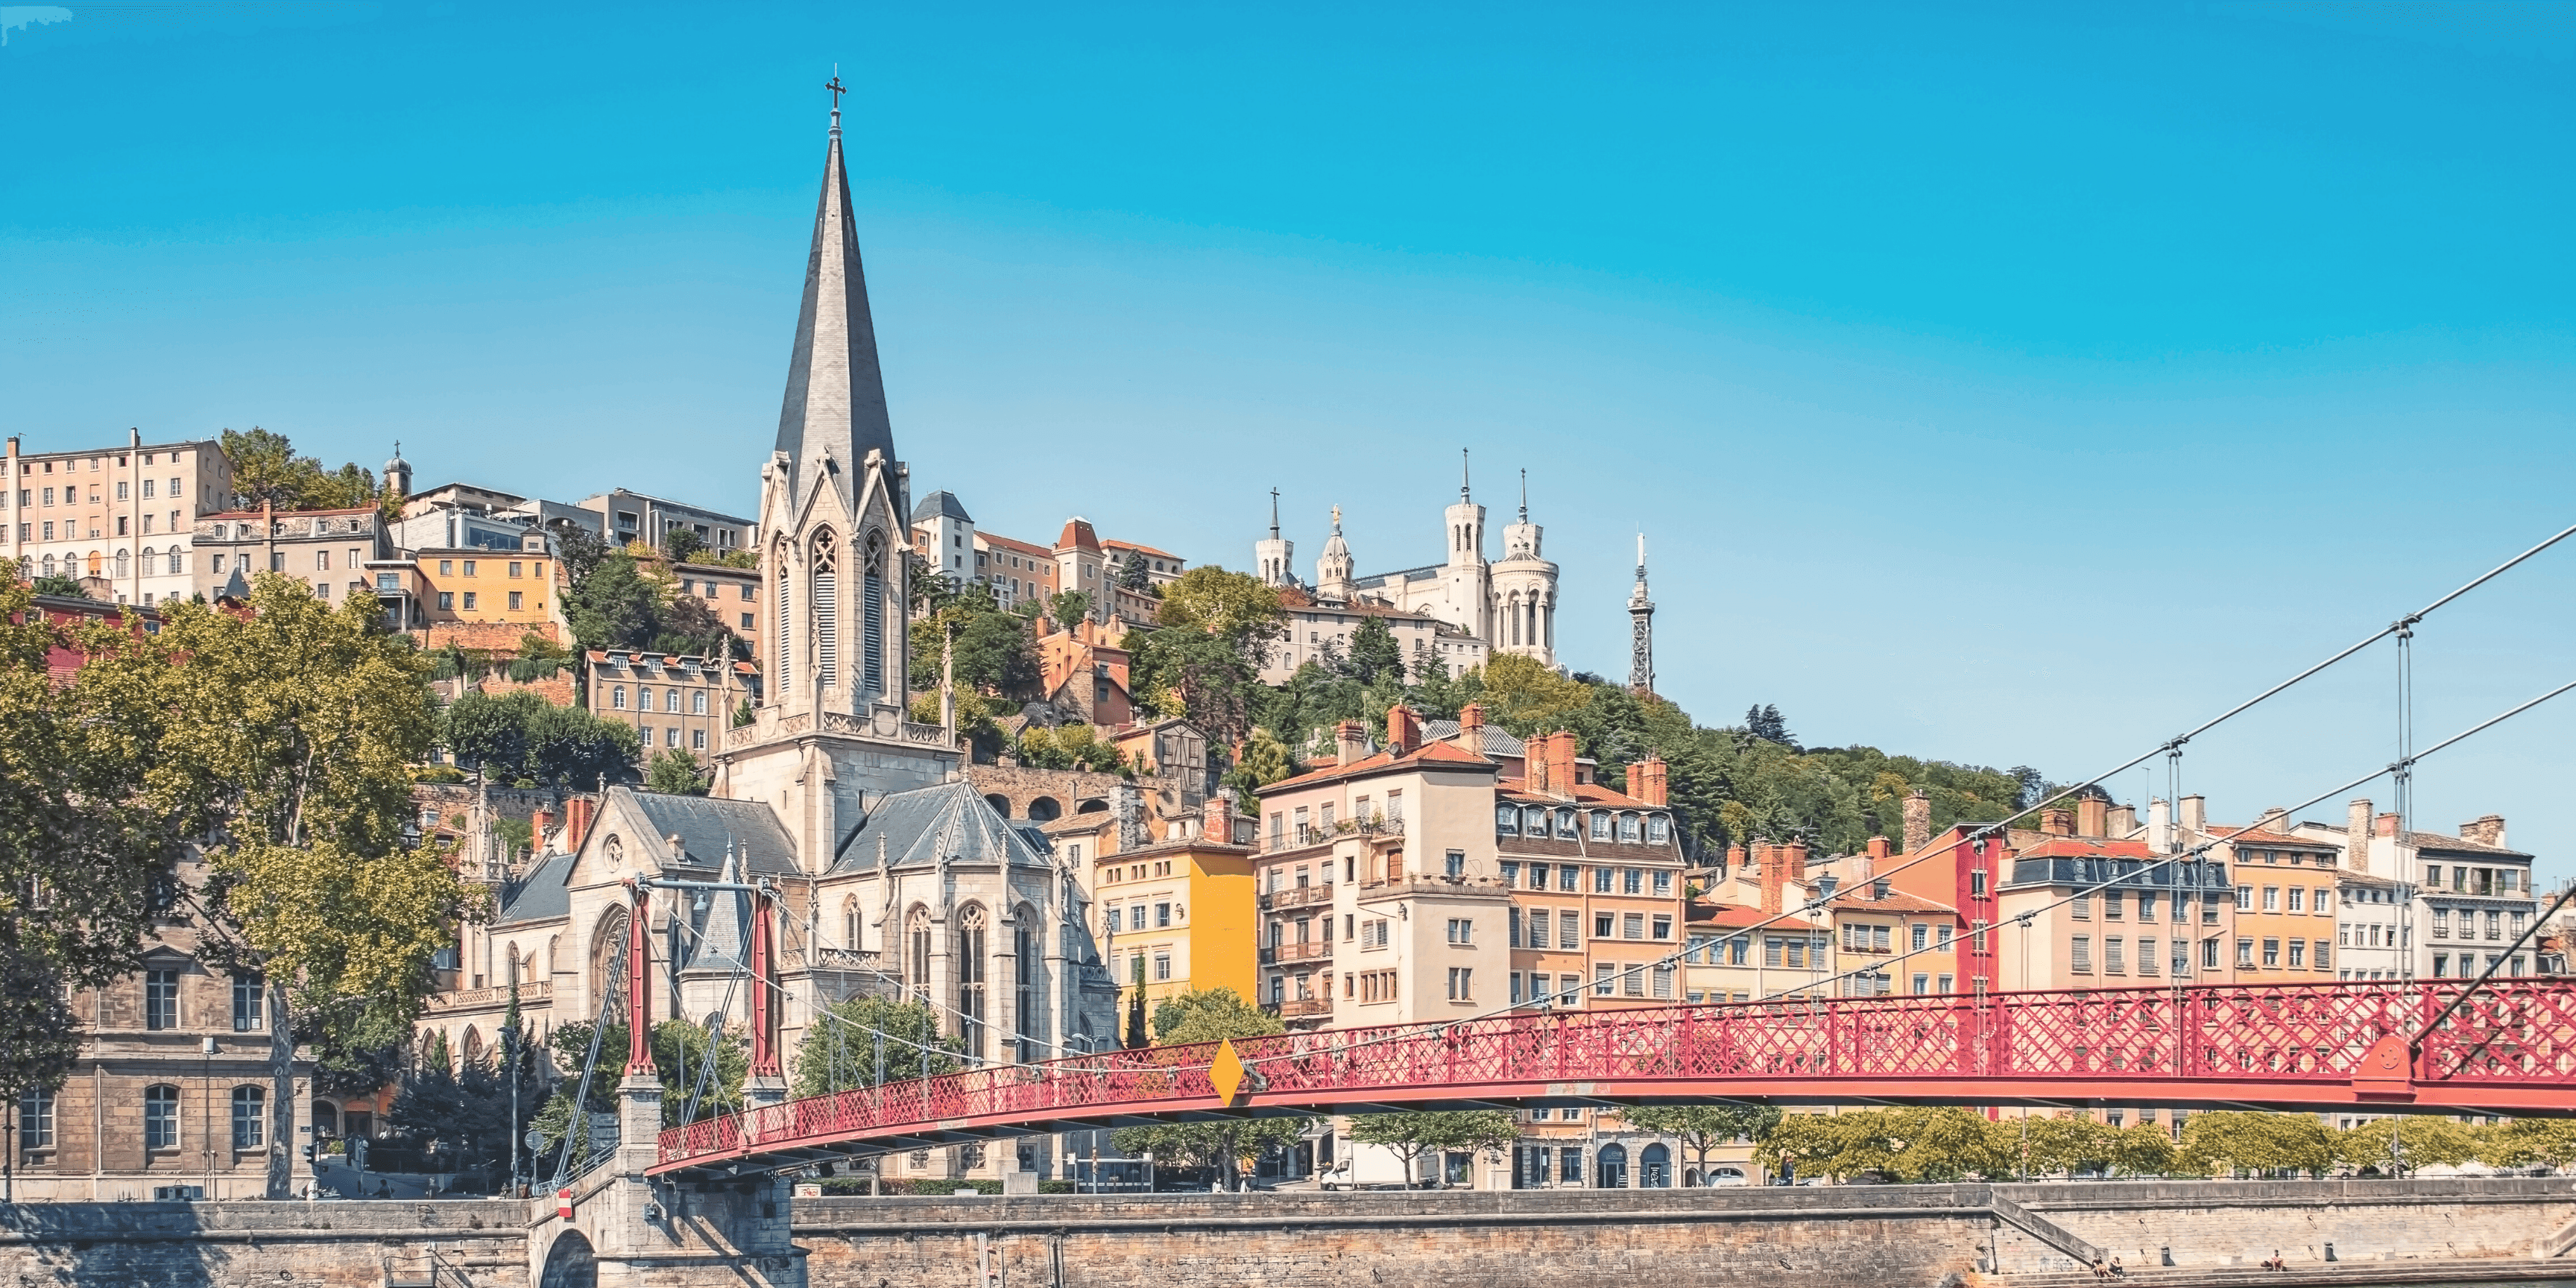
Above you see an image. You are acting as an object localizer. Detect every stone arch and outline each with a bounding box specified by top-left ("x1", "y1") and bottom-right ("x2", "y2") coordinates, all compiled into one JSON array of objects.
[
  {"x1": 983, "y1": 794, "x2": 1014, "y2": 818},
  {"x1": 590, "y1": 906, "x2": 631, "y2": 1023},
  {"x1": 460, "y1": 1026, "x2": 484, "y2": 1069},
  {"x1": 538, "y1": 1228, "x2": 596, "y2": 1288},
  {"x1": 1596, "y1": 1142, "x2": 1628, "y2": 1189},
  {"x1": 1026, "y1": 796, "x2": 1062, "y2": 823},
  {"x1": 1075, "y1": 797, "x2": 1108, "y2": 815},
  {"x1": 1641, "y1": 1141, "x2": 1671, "y2": 1187},
  {"x1": 311, "y1": 1098, "x2": 340, "y2": 1137}
]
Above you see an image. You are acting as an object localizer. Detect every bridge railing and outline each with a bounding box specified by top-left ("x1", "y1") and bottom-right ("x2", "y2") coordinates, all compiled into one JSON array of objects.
[{"x1": 658, "y1": 978, "x2": 2576, "y2": 1171}]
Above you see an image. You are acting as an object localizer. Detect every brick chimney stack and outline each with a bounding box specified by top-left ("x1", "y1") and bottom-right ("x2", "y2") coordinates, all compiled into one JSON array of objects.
[
  {"x1": 2254, "y1": 806, "x2": 2291, "y2": 836},
  {"x1": 1456, "y1": 703, "x2": 1486, "y2": 756},
  {"x1": 2076, "y1": 795, "x2": 2107, "y2": 839},
  {"x1": 2106, "y1": 803, "x2": 2136, "y2": 836},
  {"x1": 566, "y1": 795, "x2": 596, "y2": 853},
  {"x1": 1335, "y1": 721, "x2": 1368, "y2": 768},
  {"x1": 1758, "y1": 844, "x2": 1785, "y2": 915},
  {"x1": 2375, "y1": 812, "x2": 2401, "y2": 839},
  {"x1": 2461, "y1": 815, "x2": 2507, "y2": 848},
  {"x1": 1727, "y1": 844, "x2": 1748, "y2": 871},
  {"x1": 1625, "y1": 761, "x2": 1645, "y2": 801},
  {"x1": 1785, "y1": 839, "x2": 1808, "y2": 883},
  {"x1": 1542, "y1": 731, "x2": 1578, "y2": 798},
  {"x1": 1901, "y1": 789, "x2": 1931, "y2": 854},
  {"x1": 2346, "y1": 798, "x2": 2373, "y2": 873},
  {"x1": 1386, "y1": 704, "x2": 1420, "y2": 756},
  {"x1": 2041, "y1": 808, "x2": 2077, "y2": 838},
  {"x1": 1641, "y1": 755, "x2": 1668, "y2": 806},
  {"x1": 533, "y1": 807, "x2": 555, "y2": 850}
]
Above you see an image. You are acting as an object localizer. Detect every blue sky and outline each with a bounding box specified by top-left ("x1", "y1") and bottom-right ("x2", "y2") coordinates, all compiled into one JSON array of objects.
[{"x1": 7, "y1": 2, "x2": 2574, "y2": 870}]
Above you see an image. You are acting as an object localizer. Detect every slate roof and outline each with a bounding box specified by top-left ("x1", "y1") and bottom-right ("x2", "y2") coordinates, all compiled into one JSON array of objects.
[
  {"x1": 494, "y1": 851, "x2": 578, "y2": 926},
  {"x1": 1421, "y1": 720, "x2": 1526, "y2": 758},
  {"x1": 1262, "y1": 739, "x2": 1499, "y2": 792},
  {"x1": 1350, "y1": 564, "x2": 1443, "y2": 590},
  {"x1": 827, "y1": 779, "x2": 1057, "y2": 874},
  {"x1": 911, "y1": 490, "x2": 973, "y2": 523},
  {"x1": 625, "y1": 789, "x2": 801, "y2": 876}
]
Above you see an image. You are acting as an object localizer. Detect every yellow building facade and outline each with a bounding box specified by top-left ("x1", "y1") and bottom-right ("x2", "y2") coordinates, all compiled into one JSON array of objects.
[{"x1": 1094, "y1": 832, "x2": 1260, "y2": 1035}]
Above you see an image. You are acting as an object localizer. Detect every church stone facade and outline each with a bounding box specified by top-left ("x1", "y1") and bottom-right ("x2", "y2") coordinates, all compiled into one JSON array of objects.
[{"x1": 426, "y1": 101, "x2": 1119, "y2": 1184}]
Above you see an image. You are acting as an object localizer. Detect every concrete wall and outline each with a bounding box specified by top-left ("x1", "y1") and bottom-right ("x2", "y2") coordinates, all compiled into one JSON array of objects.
[{"x1": 0, "y1": 1199, "x2": 529, "y2": 1288}]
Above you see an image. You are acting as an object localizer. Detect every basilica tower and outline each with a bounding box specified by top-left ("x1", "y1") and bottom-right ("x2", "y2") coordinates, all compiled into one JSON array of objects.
[
  {"x1": 1442, "y1": 450, "x2": 1490, "y2": 640},
  {"x1": 1254, "y1": 488, "x2": 1295, "y2": 587},
  {"x1": 1489, "y1": 468, "x2": 1558, "y2": 667},
  {"x1": 1315, "y1": 505, "x2": 1356, "y2": 602}
]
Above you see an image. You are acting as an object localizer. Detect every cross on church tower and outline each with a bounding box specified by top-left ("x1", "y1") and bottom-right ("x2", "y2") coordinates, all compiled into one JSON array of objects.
[{"x1": 825, "y1": 73, "x2": 847, "y2": 110}]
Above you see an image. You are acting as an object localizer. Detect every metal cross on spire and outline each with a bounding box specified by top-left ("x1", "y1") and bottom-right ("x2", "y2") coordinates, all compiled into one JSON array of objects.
[{"x1": 826, "y1": 72, "x2": 847, "y2": 110}]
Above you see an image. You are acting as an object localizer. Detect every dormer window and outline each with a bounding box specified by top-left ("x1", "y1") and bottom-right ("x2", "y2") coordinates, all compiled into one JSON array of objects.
[
  {"x1": 1618, "y1": 812, "x2": 1641, "y2": 842},
  {"x1": 1590, "y1": 811, "x2": 1610, "y2": 840},
  {"x1": 1495, "y1": 804, "x2": 1518, "y2": 836}
]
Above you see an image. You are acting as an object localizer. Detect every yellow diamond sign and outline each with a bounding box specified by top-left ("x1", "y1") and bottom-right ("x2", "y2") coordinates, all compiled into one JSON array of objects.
[{"x1": 1210, "y1": 1038, "x2": 1248, "y2": 1103}]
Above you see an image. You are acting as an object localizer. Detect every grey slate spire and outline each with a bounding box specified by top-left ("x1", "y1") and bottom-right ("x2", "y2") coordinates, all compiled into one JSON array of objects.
[{"x1": 774, "y1": 94, "x2": 897, "y2": 512}]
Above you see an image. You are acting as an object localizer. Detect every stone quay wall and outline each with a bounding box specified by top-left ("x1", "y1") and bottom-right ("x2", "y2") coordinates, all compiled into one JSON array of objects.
[
  {"x1": 0, "y1": 1199, "x2": 531, "y2": 1288},
  {"x1": 1994, "y1": 1177, "x2": 2576, "y2": 1275}
]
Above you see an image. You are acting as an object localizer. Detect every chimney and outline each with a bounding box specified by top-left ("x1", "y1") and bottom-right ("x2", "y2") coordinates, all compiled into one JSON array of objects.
[
  {"x1": 1641, "y1": 755, "x2": 1669, "y2": 807},
  {"x1": 1626, "y1": 761, "x2": 1645, "y2": 801},
  {"x1": 566, "y1": 795, "x2": 597, "y2": 853},
  {"x1": 2346, "y1": 799, "x2": 2373, "y2": 873},
  {"x1": 2179, "y1": 795, "x2": 2206, "y2": 836},
  {"x1": 1901, "y1": 789, "x2": 1931, "y2": 854},
  {"x1": 2254, "y1": 806, "x2": 2290, "y2": 837},
  {"x1": 532, "y1": 808, "x2": 555, "y2": 850},
  {"x1": 1334, "y1": 720, "x2": 1367, "y2": 768},
  {"x1": 2462, "y1": 815, "x2": 2507, "y2": 848},
  {"x1": 2076, "y1": 795, "x2": 2107, "y2": 839},
  {"x1": 1546, "y1": 731, "x2": 1579, "y2": 798},
  {"x1": 2041, "y1": 808, "x2": 2076, "y2": 838},
  {"x1": 1727, "y1": 844, "x2": 1748, "y2": 871},
  {"x1": 1758, "y1": 845, "x2": 1784, "y2": 915},
  {"x1": 1859, "y1": 836, "x2": 1890, "y2": 883},
  {"x1": 2106, "y1": 803, "x2": 2136, "y2": 836},
  {"x1": 1386, "y1": 704, "x2": 1420, "y2": 756},
  {"x1": 2148, "y1": 798, "x2": 2173, "y2": 855},
  {"x1": 2375, "y1": 812, "x2": 2401, "y2": 839},
  {"x1": 1785, "y1": 839, "x2": 1808, "y2": 883},
  {"x1": 1456, "y1": 703, "x2": 1486, "y2": 755}
]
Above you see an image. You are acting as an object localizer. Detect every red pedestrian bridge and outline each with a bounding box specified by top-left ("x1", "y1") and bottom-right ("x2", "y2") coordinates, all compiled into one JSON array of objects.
[{"x1": 651, "y1": 979, "x2": 2576, "y2": 1178}]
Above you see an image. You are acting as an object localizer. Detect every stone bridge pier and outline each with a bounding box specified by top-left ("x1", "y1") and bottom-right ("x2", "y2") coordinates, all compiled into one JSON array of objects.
[{"x1": 532, "y1": 1073, "x2": 803, "y2": 1287}]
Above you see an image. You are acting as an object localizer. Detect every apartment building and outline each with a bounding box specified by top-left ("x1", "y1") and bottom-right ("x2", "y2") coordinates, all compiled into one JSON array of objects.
[
  {"x1": 1494, "y1": 732, "x2": 1688, "y2": 1011},
  {"x1": 192, "y1": 506, "x2": 390, "y2": 607},
  {"x1": 586, "y1": 649, "x2": 758, "y2": 759},
  {"x1": 1093, "y1": 820, "x2": 1260, "y2": 1038},
  {"x1": 577, "y1": 488, "x2": 752, "y2": 556},
  {"x1": 973, "y1": 531, "x2": 1058, "y2": 611},
  {"x1": 1827, "y1": 845, "x2": 1964, "y2": 999},
  {"x1": 385, "y1": 535, "x2": 566, "y2": 639},
  {"x1": 2197, "y1": 814, "x2": 2340, "y2": 981},
  {"x1": 1692, "y1": 842, "x2": 1846, "y2": 1000},
  {"x1": 7, "y1": 432, "x2": 235, "y2": 606},
  {"x1": 1251, "y1": 708, "x2": 1516, "y2": 1026},
  {"x1": 1996, "y1": 813, "x2": 2236, "y2": 991},
  {"x1": 1266, "y1": 586, "x2": 1489, "y2": 685},
  {"x1": 673, "y1": 559, "x2": 762, "y2": 659}
]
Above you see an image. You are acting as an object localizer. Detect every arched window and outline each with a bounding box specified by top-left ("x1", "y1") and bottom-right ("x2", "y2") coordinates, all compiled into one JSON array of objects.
[
  {"x1": 140, "y1": 547, "x2": 155, "y2": 573},
  {"x1": 983, "y1": 795, "x2": 1013, "y2": 818},
  {"x1": 860, "y1": 531, "x2": 886, "y2": 699},
  {"x1": 1012, "y1": 909, "x2": 1039, "y2": 1063},
  {"x1": 842, "y1": 897, "x2": 862, "y2": 950},
  {"x1": 167, "y1": 548, "x2": 184, "y2": 575},
  {"x1": 86, "y1": 551, "x2": 101, "y2": 576},
  {"x1": 39, "y1": 555, "x2": 55, "y2": 579},
  {"x1": 545, "y1": 935, "x2": 560, "y2": 980},
  {"x1": 809, "y1": 531, "x2": 839, "y2": 690},
  {"x1": 1618, "y1": 812, "x2": 1641, "y2": 842},
  {"x1": 773, "y1": 540, "x2": 793, "y2": 696},
  {"x1": 1595, "y1": 1142, "x2": 1628, "y2": 1189},
  {"x1": 461, "y1": 1026, "x2": 484, "y2": 1068},
  {"x1": 1641, "y1": 1142, "x2": 1671, "y2": 1187},
  {"x1": 592, "y1": 906, "x2": 631, "y2": 1023},
  {"x1": 504, "y1": 946, "x2": 520, "y2": 986},
  {"x1": 906, "y1": 909, "x2": 931, "y2": 1005},
  {"x1": 143, "y1": 1085, "x2": 180, "y2": 1151},
  {"x1": 230, "y1": 1085, "x2": 266, "y2": 1149},
  {"x1": 311, "y1": 1099, "x2": 341, "y2": 1138},
  {"x1": 957, "y1": 906, "x2": 988, "y2": 1062},
  {"x1": 1026, "y1": 797, "x2": 1061, "y2": 823}
]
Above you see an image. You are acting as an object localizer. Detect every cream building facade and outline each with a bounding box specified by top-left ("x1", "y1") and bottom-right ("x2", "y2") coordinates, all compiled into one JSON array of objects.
[{"x1": 6, "y1": 431, "x2": 235, "y2": 606}]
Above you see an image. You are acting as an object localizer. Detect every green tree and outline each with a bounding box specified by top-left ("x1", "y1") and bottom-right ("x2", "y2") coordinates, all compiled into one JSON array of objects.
[
  {"x1": 442, "y1": 689, "x2": 640, "y2": 786},
  {"x1": 1048, "y1": 590, "x2": 1092, "y2": 629},
  {"x1": 908, "y1": 582, "x2": 1039, "y2": 698},
  {"x1": 1622, "y1": 1105, "x2": 1782, "y2": 1186},
  {"x1": 663, "y1": 528, "x2": 705, "y2": 564},
  {"x1": 1345, "y1": 1110, "x2": 1520, "y2": 1187},
  {"x1": 28, "y1": 574, "x2": 84, "y2": 598},
  {"x1": 75, "y1": 575, "x2": 471, "y2": 1198},
  {"x1": 2481, "y1": 1117, "x2": 2576, "y2": 1171},
  {"x1": 2179, "y1": 1111, "x2": 2336, "y2": 1178},
  {"x1": 565, "y1": 552, "x2": 662, "y2": 650},
  {"x1": 2337, "y1": 1114, "x2": 2482, "y2": 1175},
  {"x1": 792, "y1": 997, "x2": 961, "y2": 1097},
  {"x1": 2016, "y1": 1114, "x2": 2116, "y2": 1178},
  {"x1": 536, "y1": 1019, "x2": 748, "y2": 1133},
  {"x1": 1754, "y1": 1108, "x2": 2008, "y2": 1182},
  {"x1": 1016, "y1": 723, "x2": 1127, "y2": 773},
  {"x1": 644, "y1": 748, "x2": 709, "y2": 795},
  {"x1": 1108, "y1": 988, "x2": 1309, "y2": 1189},
  {"x1": 219, "y1": 428, "x2": 394, "y2": 518},
  {"x1": 1117, "y1": 550, "x2": 1152, "y2": 592},
  {"x1": 1156, "y1": 566, "x2": 1286, "y2": 653},
  {"x1": 1225, "y1": 727, "x2": 1296, "y2": 806},
  {"x1": 1343, "y1": 616, "x2": 1406, "y2": 686},
  {"x1": 2106, "y1": 1123, "x2": 2179, "y2": 1176}
]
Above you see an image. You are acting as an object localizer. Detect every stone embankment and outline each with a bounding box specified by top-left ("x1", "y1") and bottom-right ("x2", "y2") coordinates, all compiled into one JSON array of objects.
[{"x1": 0, "y1": 1178, "x2": 2569, "y2": 1287}]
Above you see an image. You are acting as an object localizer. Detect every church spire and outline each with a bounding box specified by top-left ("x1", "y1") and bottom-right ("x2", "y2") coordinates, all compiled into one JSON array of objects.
[
  {"x1": 1518, "y1": 467, "x2": 1527, "y2": 523},
  {"x1": 1460, "y1": 448, "x2": 1471, "y2": 501},
  {"x1": 775, "y1": 76, "x2": 897, "y2": 511}
]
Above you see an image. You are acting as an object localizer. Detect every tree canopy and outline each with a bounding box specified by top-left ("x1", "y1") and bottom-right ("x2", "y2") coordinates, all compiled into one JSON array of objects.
[
  {"x1": 1109, "y1": 988, "x2": 1307, "y2": 1187},
  {"x1": 220, "y1": 427, "x2": 398, "y2": 519},
  {"x1": 443, "y1": 688, "x2": 640, "y2": 787},
  {"x1": 1345, "y1": 1110, "x2": 1521, "y2": 1186},
  {"x1": 792, "y1": 997, "x2": 961, "y2": 1098}
]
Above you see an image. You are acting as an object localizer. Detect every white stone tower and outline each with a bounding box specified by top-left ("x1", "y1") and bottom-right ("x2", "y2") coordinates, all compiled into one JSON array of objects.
[
  {"x1": 382, "y1": 441, "x2": 411, "y2": 502},
  {"x1": 1315, "y1": 505, "x2": 1356, "y2": 602},
  {"x1": 1255, "y1": 487, "x2": 1294, "y2": 587},
  {"x1": 1490, "y1": 468, "x2": 1559, "y2": 667},
  {"x1": 1442, "y1": 449, "x2": 1490, "y2": 640}
]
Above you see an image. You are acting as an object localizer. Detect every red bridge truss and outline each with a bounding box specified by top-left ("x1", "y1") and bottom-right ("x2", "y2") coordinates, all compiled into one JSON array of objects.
[{"x1": 651, "y1": 979, "x2": 2576, "y2": 1178}]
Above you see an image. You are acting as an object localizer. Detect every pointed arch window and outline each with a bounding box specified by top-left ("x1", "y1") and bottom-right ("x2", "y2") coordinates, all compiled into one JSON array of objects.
[
  {"x1": 810, "y1": 531, "x2": 839, "y2": 691},
  {"x1": 907, "y1": 909, "x2": 932, "y2": 1006},
  {"x1": 861, "y1": 531, "x2": 886, "y2": 700},
  {"x1": 1012, "y1": 911, "x2": 1038, "y2": 1063},
  {"x1": 957, "y1": 905, "x2": 988, "y2": 1062},
  {"x1": 774, "y1": 540, "x2": 793, "y2": 696},
  {"x1": 592, "y1": 906, "x2": 631, "y2": 1024}
]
